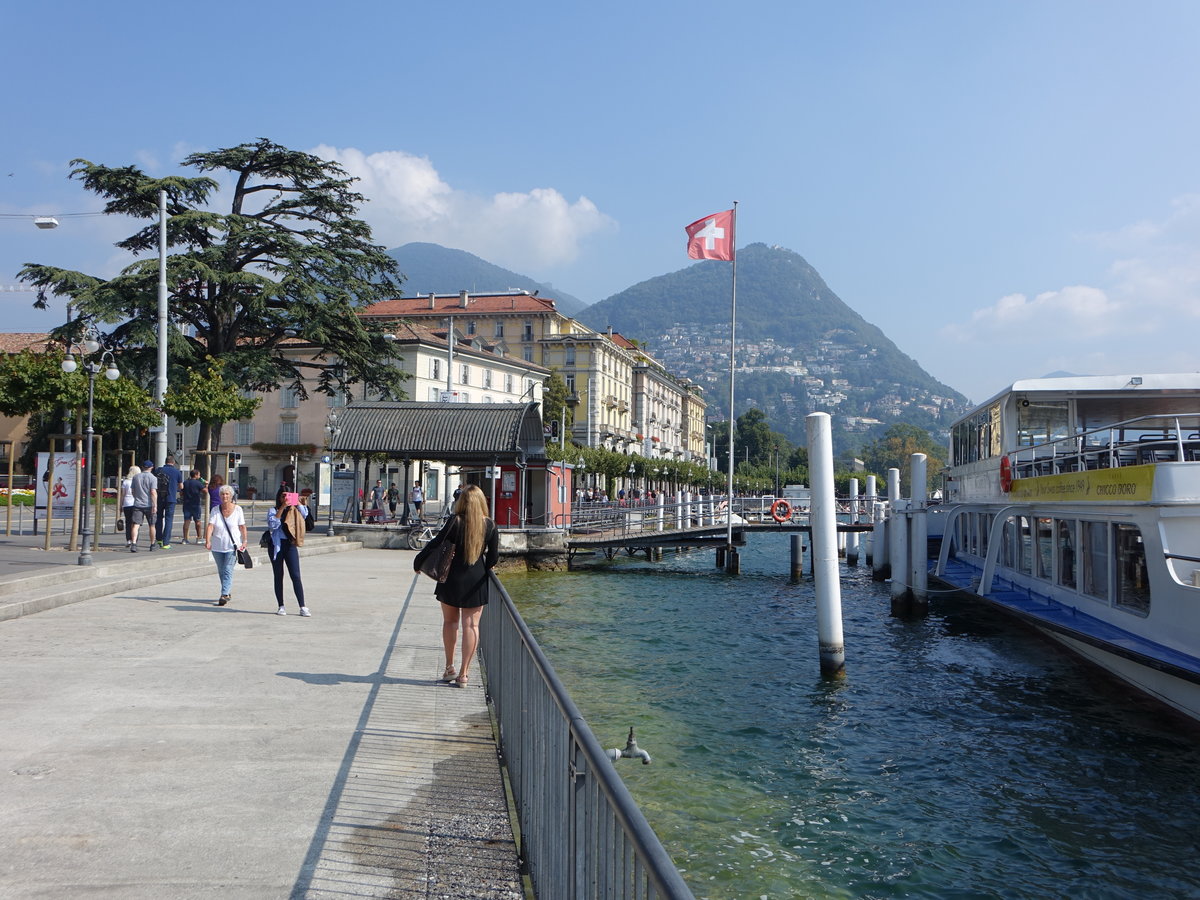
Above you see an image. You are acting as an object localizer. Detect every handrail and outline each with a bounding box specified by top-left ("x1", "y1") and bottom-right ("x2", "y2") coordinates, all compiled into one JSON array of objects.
[{"x1": 480, "y1": 572, "x2": 695, "y2": 899}]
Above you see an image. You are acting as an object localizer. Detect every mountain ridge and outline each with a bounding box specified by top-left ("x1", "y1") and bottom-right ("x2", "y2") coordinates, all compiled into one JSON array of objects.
[
  {"x1": 386, "y1": 242, "x2": 589, "y2": 316},
  {"x1": 578, "y1": 243, "x2": 968, "y2": 447}
]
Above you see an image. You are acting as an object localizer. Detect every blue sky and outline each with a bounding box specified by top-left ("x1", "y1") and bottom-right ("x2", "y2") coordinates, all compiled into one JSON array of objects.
[{"x1": 3, "y1": 0, "x2": 1199, "y2": 405}]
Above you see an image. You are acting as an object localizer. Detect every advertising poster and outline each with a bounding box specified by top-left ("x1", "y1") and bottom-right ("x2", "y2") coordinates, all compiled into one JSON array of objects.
[
  {"x1": 331, "y1": 470, "x2": 357, "y2": 523},
  {"x1": 35, "y1": 451, "x2": 79, "y2": 521}
]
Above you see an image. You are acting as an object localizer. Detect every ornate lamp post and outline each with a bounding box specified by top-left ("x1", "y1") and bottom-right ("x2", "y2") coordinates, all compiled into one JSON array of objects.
[{"x1": 61, "y1": 332, "x2": 120, "y2": 566}]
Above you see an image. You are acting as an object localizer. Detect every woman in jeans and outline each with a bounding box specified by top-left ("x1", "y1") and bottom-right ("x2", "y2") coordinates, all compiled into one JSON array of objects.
[
  {"x1": 266, "y1": 488, "x2": 310, "y2": 616},
  {"x1": 204, "y1": 484, "x2": 247, "y2": 606}
]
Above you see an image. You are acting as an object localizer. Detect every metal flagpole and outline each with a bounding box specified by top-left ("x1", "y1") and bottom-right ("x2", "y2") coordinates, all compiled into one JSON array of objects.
[{"x1": 725, "y1": 201, "x2": 738, "y2": 562}]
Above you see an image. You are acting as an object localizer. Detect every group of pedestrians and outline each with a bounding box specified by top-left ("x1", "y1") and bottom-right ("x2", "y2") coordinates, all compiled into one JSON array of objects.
[
  {"x1": 118, "y1": 462, "x2": 502, "y2": 682},
  {"x1": 368, "y1": 480, "x2": 426, "y2": 521},
  {"x1": 119, "y1": 456, "x2": 211, "y2": 551}
]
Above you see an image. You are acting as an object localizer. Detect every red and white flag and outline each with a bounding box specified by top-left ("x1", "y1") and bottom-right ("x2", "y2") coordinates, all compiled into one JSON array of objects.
[{"x1": 685, "y1": 209, "x2": 735, "y2": 261}]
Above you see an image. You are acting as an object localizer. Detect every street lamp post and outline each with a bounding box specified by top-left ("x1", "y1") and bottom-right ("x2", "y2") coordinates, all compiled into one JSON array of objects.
[
  {"x1": 61, "y1": 334, "x2": 120, "y2": 566},
  {"x1": 324, "y1": 411, "x2": 342, "y2": 535}
]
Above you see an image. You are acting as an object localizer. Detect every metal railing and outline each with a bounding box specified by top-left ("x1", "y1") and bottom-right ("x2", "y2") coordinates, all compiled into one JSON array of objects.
[
  {"x1": 479, "y1": 573, "x2": 695, "y2": 900},
  {"x1": 1008, "y1": 414, "x2": 1200, "y2": 478}
]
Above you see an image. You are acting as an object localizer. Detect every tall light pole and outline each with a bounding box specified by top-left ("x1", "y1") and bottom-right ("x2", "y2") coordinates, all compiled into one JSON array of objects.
[
  {"x1": 324, "y1": 411, "x2": 342, "y2": 535},
  {"x1": 155, "y1": 189, "x2": 169, "y2": 467},
  {"x1": 62, "y1": 333, "x2": 120, "y2": 566}
]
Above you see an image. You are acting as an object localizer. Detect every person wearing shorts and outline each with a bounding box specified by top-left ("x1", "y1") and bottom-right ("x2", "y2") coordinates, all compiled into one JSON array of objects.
[
  {"x1": 128, "y1": 463, "x2": 158, "y2": 552},
  {"x1": 180, "y1": 469, "x2": 205, "y2": 544}
]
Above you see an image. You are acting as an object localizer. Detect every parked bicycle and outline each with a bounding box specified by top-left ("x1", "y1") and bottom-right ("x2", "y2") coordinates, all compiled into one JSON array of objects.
[{"x1": 406, "y1": 514, "x2": 450, "y2": 550}]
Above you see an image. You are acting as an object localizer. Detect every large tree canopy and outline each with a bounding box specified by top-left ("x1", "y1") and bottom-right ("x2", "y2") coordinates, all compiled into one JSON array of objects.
[
  {"x1": 19, "y1": 139, "x2": 408, "y2": 413},
  {"x1": 859, "y1": 423, "x2": 947, "y2": 494}
]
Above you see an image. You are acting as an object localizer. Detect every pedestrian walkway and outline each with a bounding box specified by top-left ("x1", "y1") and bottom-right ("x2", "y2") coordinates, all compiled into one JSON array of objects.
[{"x1": 0, "y1": 545, "x2": 525, "y2": 899}]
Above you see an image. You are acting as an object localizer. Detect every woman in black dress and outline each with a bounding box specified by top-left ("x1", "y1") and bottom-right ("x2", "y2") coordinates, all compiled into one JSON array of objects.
[{"x1": 413, "y1": 484, "x2": 499, "y2": 687}]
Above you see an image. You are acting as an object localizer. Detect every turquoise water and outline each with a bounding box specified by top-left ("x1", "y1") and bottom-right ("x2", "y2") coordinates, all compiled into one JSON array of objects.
[{"x1": 503, "y1": 534, "x2": 1200, "y2": 900}]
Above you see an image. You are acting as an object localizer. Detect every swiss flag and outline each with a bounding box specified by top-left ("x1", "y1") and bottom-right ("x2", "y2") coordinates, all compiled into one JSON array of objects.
[{"x1": 685, "y1": 209, "x2": 735, "y2": 261}]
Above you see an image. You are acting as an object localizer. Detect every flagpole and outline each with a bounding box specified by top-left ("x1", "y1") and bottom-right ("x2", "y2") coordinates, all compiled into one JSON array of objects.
[{"x1": 725, "y1": 201, "x2": 738, "y2": 564}]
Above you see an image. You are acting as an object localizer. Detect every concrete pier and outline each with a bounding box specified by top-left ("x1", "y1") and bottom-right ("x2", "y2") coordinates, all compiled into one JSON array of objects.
[{"x1": 0, "y1": 534, "x2": 523, "y2": 898}]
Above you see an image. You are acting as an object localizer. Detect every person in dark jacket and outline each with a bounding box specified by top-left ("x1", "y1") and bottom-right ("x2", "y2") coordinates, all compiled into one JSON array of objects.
[{"x1": 412, "y1": 484, "x2": 498, "y2": 687}]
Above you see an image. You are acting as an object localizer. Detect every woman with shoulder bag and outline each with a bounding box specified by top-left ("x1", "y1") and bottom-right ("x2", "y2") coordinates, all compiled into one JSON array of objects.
[
  {"x1": 267, "y1": 488, "x2": 310, "y2": 617},
  {"x1": 412, "y1": 484, "x2": 499, "y2": 687},
  {"x1": 204, "y1": 484, "x2": 247, "y2": 607}
]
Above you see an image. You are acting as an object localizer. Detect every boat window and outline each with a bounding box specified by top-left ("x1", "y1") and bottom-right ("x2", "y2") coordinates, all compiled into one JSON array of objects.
[
  {"x1": 1036, "y1": 517, "x2": 1053, "y2": 580},
  {"x1": 951, "y1": 402, "x2": 1002, "y2": 465},
  {"x1": 1056, "y1": 520, "x2": 1076, "y2": 590},
  {"x1": 1081, "y1": 521, "x2": 1110, "y2": 601},
  {"x1": 1001, "y1": 516, "x2": 1017, "y2": 569},
  {"x1": 1017, "y1": 400, "x2": 1070, "y2": 448},
  {"x1": 1017, "y1": 516, "x2": 1034, "y2": 575},
  {"x1": 1114, "y1": 524, "x2": 1150, "y2": 615}
]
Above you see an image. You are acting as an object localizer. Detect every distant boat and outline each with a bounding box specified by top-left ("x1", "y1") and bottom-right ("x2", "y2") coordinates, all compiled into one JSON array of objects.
[{"x1": 930, "y1": 374, "x2": 1200, "y2": 721}]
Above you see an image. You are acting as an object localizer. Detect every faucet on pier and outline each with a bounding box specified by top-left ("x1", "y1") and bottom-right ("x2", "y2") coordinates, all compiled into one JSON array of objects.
[{"x1": 606, "y1": 727, "x2": 651, "y2": 765}]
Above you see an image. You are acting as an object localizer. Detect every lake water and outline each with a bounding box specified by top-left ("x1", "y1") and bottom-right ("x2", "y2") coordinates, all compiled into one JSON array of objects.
[{"x1": 501, "y1": 534, "x2": 1200, "y2": 899}]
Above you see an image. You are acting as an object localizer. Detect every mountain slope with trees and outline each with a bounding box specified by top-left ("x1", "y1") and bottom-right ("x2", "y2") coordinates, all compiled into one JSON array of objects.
[{"x1": 577, "y1": 242, "x2": 968, "y2": 451}]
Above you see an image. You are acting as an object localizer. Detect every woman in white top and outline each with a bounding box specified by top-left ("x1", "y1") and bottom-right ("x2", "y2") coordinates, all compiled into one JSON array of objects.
[
  {"x1": 204, "y1": 484, "x2": 248, "y2": 606},
  {"x1": 121, "y1": 465, "x2": 140, "y2": 549}
]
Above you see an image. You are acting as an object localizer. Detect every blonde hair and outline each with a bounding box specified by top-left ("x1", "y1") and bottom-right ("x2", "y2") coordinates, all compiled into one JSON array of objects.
[
  {"x1": 454, "y1": 484, "x2": 490, "y2": 563},
  {"x1": 126, "y1": 465, "x2": 141, "y2": 478}
]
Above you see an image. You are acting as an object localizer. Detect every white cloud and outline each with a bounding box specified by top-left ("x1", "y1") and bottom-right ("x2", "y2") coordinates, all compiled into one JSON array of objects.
[
  {"x1": 311, "y1": 145, "x2": 616, "y2": 272},
  {"x1": 941, "y1": 285, "x2": 1124, "y2": 343},
  {"x1": 935, "y1": 195, "x2": 1200, "y2": 399}
]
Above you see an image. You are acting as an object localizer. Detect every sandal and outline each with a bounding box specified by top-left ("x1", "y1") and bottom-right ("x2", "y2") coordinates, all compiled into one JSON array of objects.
[
  {"x1": 453, "y1": 674, "x2": 469, "y2": 688},
  {"x1": 218, "y1": 595, "x2": 230, "y2": 607},
  {"x1": 440, "y1": 665, "x2": 456, "y2": 683}
]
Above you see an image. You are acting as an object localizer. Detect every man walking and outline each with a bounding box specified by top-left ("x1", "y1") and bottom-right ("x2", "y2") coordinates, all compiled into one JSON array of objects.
[
  {"x1": 154, "y1": 455, "x2": 184, "y2": 548},
  {"x1": 180, "y1": 469, "x2": 205, "y2": 544},
  {"x1": 410, "y1": 481, "x2": 424, "y2": 520},
  {"x1": 128, "y1": 462, "x2": 158, "y2": 552}
]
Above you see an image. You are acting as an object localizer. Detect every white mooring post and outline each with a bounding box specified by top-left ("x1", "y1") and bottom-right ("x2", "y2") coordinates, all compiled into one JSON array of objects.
[
  {"x1": 909, "y1": 453, "x2": 928, "y2": 612},
  {"x1": 887, "y1": 467, "x2": 910, "y2": 613},
  {"x1": 846, "y1": 478, "x2": 860, "y2": 566},
  {"x1": 864, "y1": 475, "x2": 877, "y2": 564},
  {"x1": 807, "y1": 412, "x2": 845, "y2": 678}
]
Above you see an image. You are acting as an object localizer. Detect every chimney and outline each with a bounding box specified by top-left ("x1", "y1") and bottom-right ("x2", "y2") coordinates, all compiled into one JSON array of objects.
[
  {"x1": 428, "y1": 293, "x2": 435, "y2": 310},
  {"x1": 608, "y1": 325, "x2": 613, "y2": 338},
  {"x1": 459, "y1": 290, "x2": 469, "y2": 309}
]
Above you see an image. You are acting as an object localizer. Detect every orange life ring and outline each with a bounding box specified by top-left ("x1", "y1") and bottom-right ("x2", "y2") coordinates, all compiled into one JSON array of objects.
[
  {"x1": 770, "y1": 499, "x2": 792, "y2": 522},
  {"x1": 999, "y1": 455, "x2": 1013, "y2": 493}
]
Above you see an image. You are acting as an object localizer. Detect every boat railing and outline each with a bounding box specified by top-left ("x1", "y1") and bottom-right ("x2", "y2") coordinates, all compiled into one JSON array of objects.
[
  {"x1": 1010, "y1": 414, "x2": 1200, "y2": 478},
  {"x1": 479, "y1": 572, "x2": 696, "y2": 900}
]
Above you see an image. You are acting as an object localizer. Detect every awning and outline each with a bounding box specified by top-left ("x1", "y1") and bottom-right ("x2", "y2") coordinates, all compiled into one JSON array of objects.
[{"x1": 329, "y1": 401, "x2": 546, "y2": 463}]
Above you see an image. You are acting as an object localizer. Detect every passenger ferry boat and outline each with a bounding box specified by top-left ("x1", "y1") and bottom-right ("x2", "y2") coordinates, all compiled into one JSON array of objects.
[{"x1": 931, "y1": 374, "x2": 1200, "y2": 721}]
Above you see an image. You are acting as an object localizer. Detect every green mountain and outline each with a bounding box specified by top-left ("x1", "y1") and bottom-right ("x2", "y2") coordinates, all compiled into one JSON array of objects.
[
  {"x1": 577, "y1": 243, "x2": 968, "y2": 449},
  {"x1": 386, "y1": 242, "x2": 589, "y2": 317}
]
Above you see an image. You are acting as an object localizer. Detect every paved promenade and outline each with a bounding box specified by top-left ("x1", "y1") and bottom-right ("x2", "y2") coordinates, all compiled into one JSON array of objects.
[{"x1": 0, "y1": 524, "x2": 525, "y2": 899}]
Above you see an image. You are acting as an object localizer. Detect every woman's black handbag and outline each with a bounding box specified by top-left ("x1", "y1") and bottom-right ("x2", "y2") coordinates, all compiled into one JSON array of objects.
[
  {"x1": 221, "y1": 513, "x2": 253, "y2": 568},
  {"x1": 415, "y1": 521, "x2": 456, "y2": 583},
  {"x1": 259, "y1": 530, "x2": 272, "y2": 549}
]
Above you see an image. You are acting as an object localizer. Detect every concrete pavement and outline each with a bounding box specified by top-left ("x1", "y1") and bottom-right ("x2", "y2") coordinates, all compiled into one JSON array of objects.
[{"x1": 0, "y1": 537, "x2": 525, "y2": 899}]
